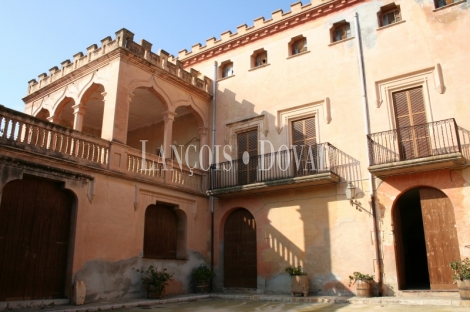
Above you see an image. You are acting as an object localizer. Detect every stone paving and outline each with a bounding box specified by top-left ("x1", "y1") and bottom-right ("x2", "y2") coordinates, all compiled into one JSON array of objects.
[{"x1": 5, "y1": 293, "x2": 470, "y2": 312}]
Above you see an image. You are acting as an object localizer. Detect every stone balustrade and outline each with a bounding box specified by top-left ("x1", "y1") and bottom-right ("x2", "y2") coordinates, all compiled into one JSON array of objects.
[
  {"x1": 0, "y1": 105, "x2": 206, "y2": 194},
  {"x1": 27, "y1": 28, "x2": 212, "y2": 95}
]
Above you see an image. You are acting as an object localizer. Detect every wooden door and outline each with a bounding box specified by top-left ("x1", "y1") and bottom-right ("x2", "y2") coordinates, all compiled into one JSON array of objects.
[
  {"x1": 393, "y1": 201, "x2": 407, "y2": 290},
  {"x1": 419, "y1": 187, "x2": 460, "y2": 290},
  {"x1": 224, "y1": 208, "x2": 257, "y2": 288},
  {"x1": 0, "y1": 175, "x2": 73, "y2": 301},
  {"x1": 237, "y1": 130, "x2": 258, "y2": 185},
  {"x1": 393, "y1": 87, "x2": 431, "y2": 160},
  {"x1": 292, "y1": 117, "x2": 317, "y2": 176},
  {"x1": 144, "y1": 204, "x2": 177, "y2": 259}
]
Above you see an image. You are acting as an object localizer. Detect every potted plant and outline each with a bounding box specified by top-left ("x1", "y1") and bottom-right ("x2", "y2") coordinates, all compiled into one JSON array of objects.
[
  {"x1": 192, "y1": 264, "x2": 215, "y2": 293},
  {"x1": 349, "y1": 271, "x2": 374, "y2": 297},
  {"x1": 135, "y1": 265, "x2": 173, "y2": 299},
  {"x1": 285, "y1": 266, "x2": 309, "y2": 297},
  {"x1": 450, "y1": 258, "x2": 470, "y2": 300}
]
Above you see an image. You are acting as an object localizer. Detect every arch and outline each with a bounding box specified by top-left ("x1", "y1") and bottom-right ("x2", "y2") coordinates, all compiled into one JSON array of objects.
[
  {"x1": 77, "y1": 71, "x2": 108, "y2": 104},
  {"x1": 173, "y1": 95, "x2": 207, "y2": 128},
  {"x1": 35, "y1": 108, "x2": 50, "y2": 121},
  {"x1": 392, "y1": 186, "x2": 460, "y2": 290},
  {"x1": 0, "y1": 175, "x2": 75, "y2": 301},
  {"x1": 79, "y1": 83, "x2": 106, "y2": 137},
  {"x1": 128, "y1": 76, "x2": 172, "y2": 110},
  {"x1": 53, "y1": 96, "x2": 76, "y2": 128},
  {"x1": 223, "y1": 207, "x2": 257, "y2": 288},
  {"x1": 50, "y1": 84, "x2": 79, "y2": 114}
]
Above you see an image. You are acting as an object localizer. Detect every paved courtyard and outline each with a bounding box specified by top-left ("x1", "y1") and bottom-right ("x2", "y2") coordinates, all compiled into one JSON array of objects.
[{"x1": 119, "y1": 298, "x2": 467, "y2": 312}]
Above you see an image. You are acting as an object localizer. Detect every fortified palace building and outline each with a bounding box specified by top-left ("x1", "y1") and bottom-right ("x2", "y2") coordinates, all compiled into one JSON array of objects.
[{"x1": 0, "y1": 0, "x2": 469, "y2": 305}]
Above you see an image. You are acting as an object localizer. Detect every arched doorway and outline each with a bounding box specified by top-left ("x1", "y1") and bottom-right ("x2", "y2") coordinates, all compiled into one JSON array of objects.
[
  {"x1": 0, "y1": 175, "x2": 74, "y2": 301},
  {"x1": 224, "y1": 208, "x2": 257, "y2": 288},
  {"x1": 394, "y1": 187, "x2": 460, "y2": 290}
]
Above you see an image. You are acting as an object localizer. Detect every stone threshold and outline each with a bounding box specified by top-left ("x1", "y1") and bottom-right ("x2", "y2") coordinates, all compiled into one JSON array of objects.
[{"x1": 6, "y1": 292, "x2": 470, "y2": 311}]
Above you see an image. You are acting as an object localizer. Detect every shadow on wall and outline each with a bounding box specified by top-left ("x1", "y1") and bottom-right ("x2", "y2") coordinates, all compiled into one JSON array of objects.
[{"x1": 214, "y1": 87, "x2": 370, "y2": 296}]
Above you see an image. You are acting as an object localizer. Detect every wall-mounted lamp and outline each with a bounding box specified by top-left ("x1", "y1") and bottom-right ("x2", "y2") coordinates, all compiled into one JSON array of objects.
[{"x1": 345, "y1": 182, "x2": 363, "y2": 212}]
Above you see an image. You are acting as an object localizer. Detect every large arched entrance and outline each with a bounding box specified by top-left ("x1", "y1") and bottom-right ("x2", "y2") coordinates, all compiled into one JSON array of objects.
[
  {"x1": 0, "y1": 175, "x2": 74, "y2": 301},
  {"x1": 224, "y1": 208, "x2": 257, "y2": 288},
  {"x1": 393, "y1": 187, "x2": 460, "y2": 290}
]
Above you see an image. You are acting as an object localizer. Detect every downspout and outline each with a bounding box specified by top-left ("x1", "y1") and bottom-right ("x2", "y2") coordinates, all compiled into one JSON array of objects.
[
  {"x1": 210, "y1": 61, "x2": 217, "y2": 290},
  {"x1": 354, "y1": 12, "x2": 383, "y2": 296}
]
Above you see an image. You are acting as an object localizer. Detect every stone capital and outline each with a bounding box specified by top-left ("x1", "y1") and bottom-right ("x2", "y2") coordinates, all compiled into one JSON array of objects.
[
  {"x1": 162, "y1": 111, "x2": 177, "y2": 121},
  {"x1": 198, "y1": 126, "x2": 209, "y2": 136},
  {"x1": 72, "y1": 103, "x2": 87, "y2": 115}
]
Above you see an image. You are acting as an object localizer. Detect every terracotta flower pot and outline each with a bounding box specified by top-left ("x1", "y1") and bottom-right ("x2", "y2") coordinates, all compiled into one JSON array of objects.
[
  {"x1": 356, "y1": 280, "x2": 372, "y2": 297},
  {"x1": 291, "y1": 275, "x2": 309, "y2": 297},
  {"x1": 457, "y1": 280, "x2": 470, "y2": 300}
]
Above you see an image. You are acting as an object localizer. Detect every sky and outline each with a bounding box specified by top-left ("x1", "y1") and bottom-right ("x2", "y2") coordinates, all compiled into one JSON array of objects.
[{"x1": 0, "y1": 0, "x2": 297, "y2": 112}]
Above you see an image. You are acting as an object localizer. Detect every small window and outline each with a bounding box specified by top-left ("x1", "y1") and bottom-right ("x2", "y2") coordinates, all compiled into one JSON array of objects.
[
  {"x1": 251, "y1": 49, "x2": 268, "y2": 68},
  {"x1": 255, "y1": 52, "x2": 267, "y2": 67},
  {"x1": 378, "y1": 3, "x2": 401, "y2": 27},
  {"x1": 331, "y1": 21, "x2": 351, "y2": 43},
  {"x1": 289, "y1": 36, "x2": 307, "y2": 56},
  {"x1": 222, "y1": 62, "x2": 233, "y2": 78},
  {"x1": 435, "y1": 0, "x2": 461, "y2": 9}
]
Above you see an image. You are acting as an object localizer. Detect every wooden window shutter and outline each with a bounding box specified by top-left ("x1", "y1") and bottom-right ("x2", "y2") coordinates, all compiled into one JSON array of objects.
[
  {"x1": 144, "y1": 204, "x2": 177, "y2": 259},
  {"x1": 292, "y1": 117, "x2": 317, "y2": 176},
  {"x1": 237, "y1": 129, "x2": 258, "y2": 184},
  {"x1": 393, "y1": 87, "x2": 430, "y2": 159}
]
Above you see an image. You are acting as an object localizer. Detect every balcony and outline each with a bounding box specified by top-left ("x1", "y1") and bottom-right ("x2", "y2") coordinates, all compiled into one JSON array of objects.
[
  {"x1": 367, "y1": 118, "x2": 470, "y2": 177},
  {"x1": 0, "y1": 105, "x2": 205, "y2": 195},
  {"x1": 208, "y1": 143, "x2": 359, "y2": 197}
]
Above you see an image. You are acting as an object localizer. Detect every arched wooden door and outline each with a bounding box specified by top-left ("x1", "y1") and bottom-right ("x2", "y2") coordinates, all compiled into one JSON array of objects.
[
  {"x1": 0, "y1": 175, "x2": 73, "y2": 301},
  {"x1": 224, "y1": 208, "x2": 257, "y2": 288},
  {"x1": 394, "y1": 187, "x2": 460, "y2": 290}
]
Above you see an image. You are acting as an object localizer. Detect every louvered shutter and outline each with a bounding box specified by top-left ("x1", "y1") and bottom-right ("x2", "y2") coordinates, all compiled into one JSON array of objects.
[
  {"x1": 292, "y1": 117, "x2": 317, "y2": 176},
  {"x1": 393, "y1": 87, "x2": 430, "y2": 160},
  {"x1": 237, "y1": 129, "x2": 258, "y2": 184}
]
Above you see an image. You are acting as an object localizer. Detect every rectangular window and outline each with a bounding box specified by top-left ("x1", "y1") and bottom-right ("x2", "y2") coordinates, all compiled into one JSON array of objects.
[
  {"x1": 435, "y1": 0, "x2": 460, "y2": 9},
  {"x1": 237, "y1": 129, "x2": 258, "y2": 184},
  {"x1": 333, "y1": 24, "x2": 351, "y2": 42},
  {"x1": 382, "y1": 9, "x2": 401, "y2": 26},
  {"x1": 292, "y1": 117, "x2": 317, "y2": 176}
]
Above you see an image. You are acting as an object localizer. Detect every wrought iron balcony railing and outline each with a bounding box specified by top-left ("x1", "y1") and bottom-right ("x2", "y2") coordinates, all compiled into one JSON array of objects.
[
  {"x1": 367, "y1": 118, "x2": 470, "y2": 166},
  {"x1": 210, "y1": 142, "x2": 359, "y2": 190}
]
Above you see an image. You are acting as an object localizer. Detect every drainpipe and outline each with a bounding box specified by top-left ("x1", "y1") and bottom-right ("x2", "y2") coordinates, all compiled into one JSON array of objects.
[
  {"x1": 209, "y1": 61, "x2": 217, "y2": 290},
  {"x1": 354, "y1": 12, "x2": 383, "y2": 296}
]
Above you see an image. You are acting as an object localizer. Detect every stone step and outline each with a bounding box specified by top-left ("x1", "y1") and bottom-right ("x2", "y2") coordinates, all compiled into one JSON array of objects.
[{"x1": 397, "y1": 290, "x2": 460, "y2": 298}]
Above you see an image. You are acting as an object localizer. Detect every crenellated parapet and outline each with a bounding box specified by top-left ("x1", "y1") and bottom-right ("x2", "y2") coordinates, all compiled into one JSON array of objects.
[
  {"x1": 178, "y1": 0, "x2": 363, "y2": 66},
  {"x1": 27, "y1": 28, "x2": 212, "y2": 96}
]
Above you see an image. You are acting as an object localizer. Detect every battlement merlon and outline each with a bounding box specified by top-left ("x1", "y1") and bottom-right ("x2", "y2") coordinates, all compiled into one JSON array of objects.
[
  {"x1": 177, "y1": 0, "x2": 362, "y2": 61},
  {"x1": 26, "y1": 28, "x2": 213, "y2": 96}
]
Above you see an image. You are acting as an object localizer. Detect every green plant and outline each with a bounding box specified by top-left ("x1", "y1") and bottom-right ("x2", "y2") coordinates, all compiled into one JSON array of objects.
[
  {"x1": 348, "y1": 271, "x2": 374, "y2": 286},
  {"x1": 285, "y1": 266, "x2": 306, "y2": 276},
  {"x1": 450, "y1": 258, "x2": 470, "y2": 281},
  {"x1": 135, "y1": 265, "x2": 173, "y2": 294},
  {"x1": 192, "y1": 264, "x2": 215, "y2": 282}
]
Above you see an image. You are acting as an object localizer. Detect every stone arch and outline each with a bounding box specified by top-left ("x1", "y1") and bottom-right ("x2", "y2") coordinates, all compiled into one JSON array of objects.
[
  {"x1": 51, "y1": 85, "x2": 79, "y2": 115},
  {"x1": 52, "y1": 96, "x2": 76, "y2": 128},
  {"x1": 77, "y1": 71, "x2": 108, "y2": 104},
  {"x1": 173, "y1": 95, "x2": 207, "y2": 128},
  {"x1": 35, "y1": 108, "x2": 50, "y2": 121},
  {"x1": 78, "y1": 83, "x2": 106, "y2": 137},
  {"x1": 128, "y1": 76, "x2": 172, "y2": 111}
]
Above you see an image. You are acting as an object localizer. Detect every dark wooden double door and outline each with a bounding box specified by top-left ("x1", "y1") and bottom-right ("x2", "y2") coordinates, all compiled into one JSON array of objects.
[
  {"x1": 394, "y1": 187, "x2": 460, "y2": 290},
  {"x1": 224, "y1": 208, "x2": 257, "y2": 288},
  {"x1": 0, "y1": 175, "x2": 73, "y2": 301}
]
